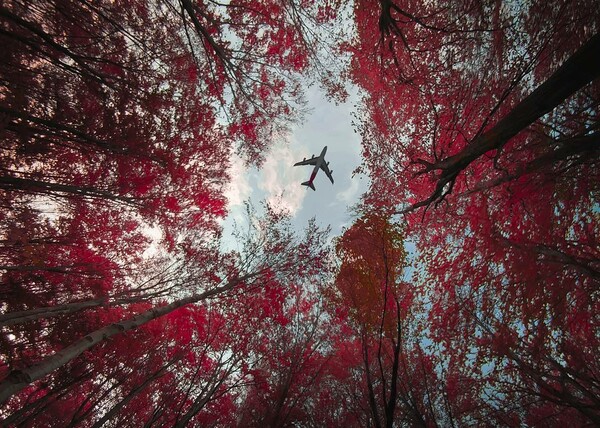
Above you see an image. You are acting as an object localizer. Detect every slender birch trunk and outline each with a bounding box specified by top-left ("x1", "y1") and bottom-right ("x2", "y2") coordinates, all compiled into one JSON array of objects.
[
  {"x1": 0, "y1": 296, "x2": 147, "y2": 327},
  {"x1": 0, "y1": 271, "x2": 262, "y2": 405}
]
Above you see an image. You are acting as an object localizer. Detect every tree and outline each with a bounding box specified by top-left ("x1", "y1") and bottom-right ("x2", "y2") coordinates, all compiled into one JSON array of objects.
[
  {"x1": 1, "y1": 0, "x2": 344, "y2": 422},
  {"x1": 323, "y1": 214, "x2": 456, "y2": 427},
  {"x1": 0, "y1": 207, "x2": 332, "y2": 425},
  {"x1": 1, "y1": 0, "x2": 232, "y2": 354},
  {"x1": 176, "y1": 0, "x2": 348, "y2": 163},
  {"x1": 0, "y1": 0, "x2": 344, "y2": 287},
  {"x1": 348, "y1": 0, "x2": 600, "y2": 423},
  {"x1": 349, "y1": 0, "x2": 599, "y2": 212},
  {"x1": 236, "y1": 281, "x2": 335, "y2": 427}
]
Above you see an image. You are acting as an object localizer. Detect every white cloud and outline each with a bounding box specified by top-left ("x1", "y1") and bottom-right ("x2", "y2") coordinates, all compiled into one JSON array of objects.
[
  {"x1": 258, "y1": 139, "x2": 307, "y2": 215},
  {"x1": 336, "y1": 176, "x2": 361, "y2": 204},
  {"x1": 224, "y1": 151, "x2": 252, "y2": 210},
  {"x1": 142, "y1": 224, "x2": 163, "y2": 258}
]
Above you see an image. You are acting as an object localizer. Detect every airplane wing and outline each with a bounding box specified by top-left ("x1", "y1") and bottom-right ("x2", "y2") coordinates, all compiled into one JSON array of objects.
[
  {"x1": 294, "y1": 157, "x2": 318, "y2": 166},
  {"x1": 320, "y1": 162, "x2": 334, "y2": 184}
]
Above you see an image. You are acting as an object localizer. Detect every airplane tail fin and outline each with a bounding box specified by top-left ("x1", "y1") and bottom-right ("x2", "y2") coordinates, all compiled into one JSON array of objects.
[{"x1": 302, "y1": 181, "x2": 316, "y2": 191}]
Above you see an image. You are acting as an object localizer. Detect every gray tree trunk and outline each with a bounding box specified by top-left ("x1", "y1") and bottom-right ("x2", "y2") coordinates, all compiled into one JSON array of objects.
[{"x1": 0, "y1": 271, "x2": 262, "y2": 405}]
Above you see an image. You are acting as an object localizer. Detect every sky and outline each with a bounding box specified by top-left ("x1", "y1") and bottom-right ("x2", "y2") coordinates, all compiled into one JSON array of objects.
[{"x1": 222, "y1": 85, "x2": 369, "y2": 243}]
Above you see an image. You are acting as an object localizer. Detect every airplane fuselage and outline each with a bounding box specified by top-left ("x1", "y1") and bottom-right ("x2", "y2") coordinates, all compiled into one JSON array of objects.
[
  {"x1": 307, "y1": 146, "x2": 327, "y2": 186},
  {"x1": 293, "y1": 146, "x2": 333, "y2": 190}
]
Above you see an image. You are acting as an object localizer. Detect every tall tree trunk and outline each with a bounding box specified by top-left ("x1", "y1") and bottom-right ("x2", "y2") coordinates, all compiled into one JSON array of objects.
[
  {"x1": 0, "y1": 295, "x2": 152, "y2": 327},
  {"x1": 384, "y1": 301, "x2": 402, "y2": 428},
  {"x1": 0, "y1": 369, "x2": 93, "y2": 426},
  {"x1": 362, "y1": 329, "x2": 383, "y2": 428},
  {"x1": 0, "y1": 270, "x2": 264, "y2": 405},
  {"x1": 0, "y1": 176, "x2": 138, "y2": 205},
  {"x1": 410, "y1": 32, "x2": 600, "y2": 210},
  {"x1": 0, "y1": 106, "x2": 114, "y2": 151}
]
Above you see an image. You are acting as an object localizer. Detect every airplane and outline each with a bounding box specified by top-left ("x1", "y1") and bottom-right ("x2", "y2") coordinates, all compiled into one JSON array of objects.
[{"x1": 293, "y1": 146, "x2": 334, "y2": 191}]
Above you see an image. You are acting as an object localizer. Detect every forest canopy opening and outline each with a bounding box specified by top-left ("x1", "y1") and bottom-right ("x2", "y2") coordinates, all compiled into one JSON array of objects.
[{"x1": 1, "y1": 0, "x2": 598, "y2": 425}]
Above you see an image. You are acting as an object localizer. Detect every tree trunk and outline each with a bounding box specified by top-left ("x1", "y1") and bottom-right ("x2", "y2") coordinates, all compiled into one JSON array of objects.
[
  {"x1": 0, "y1": 271, "x2": 263, "y2": 405},
  {"x1": 411, "y1": 32, "x2": 600, "y2": 210},
  {"x1": 0, "y1": 176, "x2": 138, "y2": 205},
  {"x1": 0, "y1": 296, "x2": 148, "y2": 327},
  {"x1": 384, "y1": 301, "x2": 402, "y2": 428},
  {"x1": 362, "y1": 329, "x2": 383, "y2": 428}
]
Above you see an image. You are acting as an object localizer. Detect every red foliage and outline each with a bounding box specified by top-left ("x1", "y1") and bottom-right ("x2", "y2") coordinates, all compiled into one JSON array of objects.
[
  {"x1": 0, "y1": 0, "x2": 342, "y2": 424},
  {"x1": 348, "y1": 0, "x2": 600, "y2": 423}
]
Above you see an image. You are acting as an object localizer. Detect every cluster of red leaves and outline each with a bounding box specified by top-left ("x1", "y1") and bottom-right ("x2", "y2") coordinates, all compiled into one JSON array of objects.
[
  {"x1": 346, "y1": 0, "x2": 600, "y2": 424},
  {"x1": 0, "y1": 0, "x2": 344, "y2": 425}
]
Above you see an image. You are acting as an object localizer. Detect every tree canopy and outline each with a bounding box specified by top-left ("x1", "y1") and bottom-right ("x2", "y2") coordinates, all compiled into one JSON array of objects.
[{"x1": 1, "y1": 0, "x2": 598, "y2": 425}]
